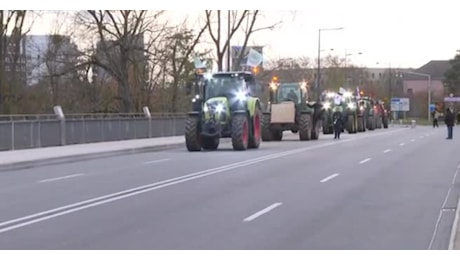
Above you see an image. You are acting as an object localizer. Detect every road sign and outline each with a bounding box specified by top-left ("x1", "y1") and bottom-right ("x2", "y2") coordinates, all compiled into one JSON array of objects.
[
  {"x1": 390, "y1": 97, "x2": 410, "y2": 111},
  {"x1": 429, "y1": 104, "x2": 436, "y2": 112}
]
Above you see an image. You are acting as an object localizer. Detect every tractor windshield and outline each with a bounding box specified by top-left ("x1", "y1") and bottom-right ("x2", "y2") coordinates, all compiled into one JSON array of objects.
[
  {"x1": 276, "y1": 83, "x2": 302, "y2": 104},
  {"x1": 204, "y1": 76, "x2": 246, "y2": 100}
]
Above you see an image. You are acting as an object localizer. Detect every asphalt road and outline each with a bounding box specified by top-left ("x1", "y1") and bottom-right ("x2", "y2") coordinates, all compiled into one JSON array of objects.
[{"x1": 0, "y1": 125, "x2": 459, "y2": 249}]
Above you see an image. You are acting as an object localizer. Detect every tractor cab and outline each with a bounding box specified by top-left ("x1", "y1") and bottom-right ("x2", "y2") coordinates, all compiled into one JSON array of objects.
[{"x1": 268, "y1": 81, "x2": 308, "y2": 105}]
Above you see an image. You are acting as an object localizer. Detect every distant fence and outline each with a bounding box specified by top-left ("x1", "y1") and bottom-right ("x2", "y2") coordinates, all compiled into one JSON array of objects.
[{"x1": 0, "y1": 107, "x2": 187, "y2": 151}]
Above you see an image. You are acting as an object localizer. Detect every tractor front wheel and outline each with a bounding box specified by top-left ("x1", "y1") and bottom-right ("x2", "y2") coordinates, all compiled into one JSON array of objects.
[
  {"x1": 185, "y1": 116, "x2": 202, "y2": 152},
  {"x1": 231, "y1": 114, "x2": 249, "y2": 151},
  {"x1": 299, "y1": 113, "x2": 312, "y2": 141}
]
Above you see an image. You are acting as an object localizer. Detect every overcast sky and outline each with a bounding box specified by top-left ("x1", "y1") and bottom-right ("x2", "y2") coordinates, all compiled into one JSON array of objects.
[{"x1": 7, "y1": 0, "x2": 460, "y2": 69}]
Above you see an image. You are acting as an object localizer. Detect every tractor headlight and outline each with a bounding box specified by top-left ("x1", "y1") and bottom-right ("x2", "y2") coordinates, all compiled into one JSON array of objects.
[
  {"x1": 215, "y1": 103, "x2": 224, "y2": 113},
  {"x1": 235, "y1": 90, "x2": 247, "y2": 102},
  {"x1": 347, "y1": 102, "x2": 355, "y2": 109},
  {"x1": 324, "y1": 102, "x2": 331, "y2": 109}
]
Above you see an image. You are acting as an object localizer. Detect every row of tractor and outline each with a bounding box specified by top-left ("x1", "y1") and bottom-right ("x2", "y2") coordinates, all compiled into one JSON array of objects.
[
  {"x1": 183, "y1": 70, "x2": 389, "y2": 152},
  {"x1": 321, "y1": 90, "x2": 389, "y2": 136}
]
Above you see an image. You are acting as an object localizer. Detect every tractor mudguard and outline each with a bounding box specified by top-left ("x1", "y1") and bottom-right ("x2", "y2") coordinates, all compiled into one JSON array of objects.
[
  {"x1": 187, "y1": 111, "x2": 200, "y2": 117},
  {"x1": 247, "y1": 98, "x2": 260, "y2": 118},
  {"x1": 232, "y1": 110, "x2": 248, "y2": 116}
]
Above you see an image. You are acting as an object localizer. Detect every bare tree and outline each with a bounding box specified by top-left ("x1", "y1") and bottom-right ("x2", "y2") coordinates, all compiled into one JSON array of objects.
[
  {"x1": 0, "y1": 10, "x2": 34, "y2": 113},
  {"x1": 232, "y1": 11, "x2": 282, "y2": 71},
  {"x1": 166, "y1": 19, "x2": 209, "y2": 112},
  {"x1": 260, "y1": 56, "x2": 313, "y2": 83},
  {"x1": 204, "y1": 10, "x2": 249, "y2": 71},
  {"x1": 74, "y1": 10, "x2": 169, "y2": 113}
]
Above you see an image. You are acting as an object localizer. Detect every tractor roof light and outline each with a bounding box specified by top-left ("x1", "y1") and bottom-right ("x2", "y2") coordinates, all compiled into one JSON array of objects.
[
  {"x1": 343, "y1": 91, "x2": 352, "y2": 98},
  {"x1": 326, "y1": 92, "x2": 336, "y2": 98}
]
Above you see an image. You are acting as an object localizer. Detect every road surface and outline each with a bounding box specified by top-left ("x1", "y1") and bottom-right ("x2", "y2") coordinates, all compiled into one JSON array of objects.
[{"x1": 0, "y1": 126, "x2": 459, "y2": 249}]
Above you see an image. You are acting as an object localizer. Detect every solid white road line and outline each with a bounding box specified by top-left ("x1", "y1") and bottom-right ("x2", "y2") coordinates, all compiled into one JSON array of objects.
[
  {"x1": 38, "y1": 174, "x2": 84, "y2": 183},
  {"x1": 320, "y1": 174, "x2": 340, "y2": 183},
  {"x1": 143, "y1": 158, "x2": 171, "y2": 165},
  {"x1": 400, "y1": 143, "x2": 405, "y2": 146},
  {"x1": 359, "y1": 158, "x2": 371, "y2": 164},
  {"x1": 243, "y1": 203, "x2": 283, "y2": 222},
  {"x1": 383, "y1": 149, "x2": 392, "y2": 153},
  {"x1": 411, "y1": 139, "x2": 416, "y2": 142},
  {"x1": 429, "y1": 162, "x2": 460, "y2": 250}
]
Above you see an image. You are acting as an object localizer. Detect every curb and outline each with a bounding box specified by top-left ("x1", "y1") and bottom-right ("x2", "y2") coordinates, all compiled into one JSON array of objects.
[
  {"x1": 0, "y1": 142, "x2": 185, "y2": 172},
  {"x1": 448, "y1": 196, "x2": 460, "y2": 250}
]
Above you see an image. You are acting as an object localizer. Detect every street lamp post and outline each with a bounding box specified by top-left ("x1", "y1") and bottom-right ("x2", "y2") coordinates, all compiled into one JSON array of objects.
[
  {"x1": 316, "y1": 27, "x2": 344, "y2": 101},
  {"x1": 404, "y1": 71, "x2": 432, "y2": 122}
]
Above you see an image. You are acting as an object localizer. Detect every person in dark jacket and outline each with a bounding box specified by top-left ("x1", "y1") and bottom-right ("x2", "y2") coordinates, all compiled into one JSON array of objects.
[
  {"x1": 333, "y1": 111, "x2": 344, "y2": 139},
  {"x1": 444, "y1": 108, "x2": 455, "y2": 139}
]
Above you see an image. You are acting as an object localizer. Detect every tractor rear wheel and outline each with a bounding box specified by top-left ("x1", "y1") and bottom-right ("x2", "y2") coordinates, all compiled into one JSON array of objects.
[
  {"x1": 231, "y1": 114, "x2": 249, "y2": 151},
  {"x1": 367, "y1": 116, "x2": 375, "y2": 130},
  {"x1": 185, "y1": 116, "x2": 202, "y2": 152},
  {"x1": 299, "y1": 113, "x2": 312, "y2": 141},
  {"x1": 347, "y1": 115, "x2": 357, "y2": 134},
  {"x1": 261, "y1": 114, "x2": 273, "y2": 141},
  {"x1": 248, "y1": 106, "x2": 262, "y2": 149}
]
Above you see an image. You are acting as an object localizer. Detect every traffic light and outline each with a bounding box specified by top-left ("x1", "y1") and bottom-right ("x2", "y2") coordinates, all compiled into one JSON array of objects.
[
  {"x1": 360, "y1": 91, "x2": 364, "y2": 95},
  {"x1": 252, "y1": 66, "x2": 259, "y2": 74},
  {"x1": 272, "y1": 76, "x2": 279, "y2": 82}
]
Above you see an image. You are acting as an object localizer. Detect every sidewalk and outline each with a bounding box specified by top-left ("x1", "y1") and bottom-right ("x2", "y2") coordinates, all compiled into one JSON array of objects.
[{"x1": 0, "y1": 136, "x2": 185, "y2": 171}]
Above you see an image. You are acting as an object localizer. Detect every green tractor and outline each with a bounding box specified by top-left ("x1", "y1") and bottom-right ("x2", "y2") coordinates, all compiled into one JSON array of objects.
[
  {"x1": 184, "y1": 71, "x2": 262, "y2": 151},
  {"x1": 261, "y1": 80, "x2": 324, "y2": 141},
  {"x1": 357, "y1": 96, "x2": 376, "y2": 131},
  {"x1": 321, "y1": 91, "x2": 358, "y2": 134}
]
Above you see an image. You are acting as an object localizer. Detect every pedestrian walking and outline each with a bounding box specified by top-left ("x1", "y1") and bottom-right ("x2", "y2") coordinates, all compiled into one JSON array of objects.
[
  {"x1": 432, "y1": 110, "x2": 440, "y2": 128},
  {"x1": 444, "y1": 108, "x2": 455, "y2": 139}
]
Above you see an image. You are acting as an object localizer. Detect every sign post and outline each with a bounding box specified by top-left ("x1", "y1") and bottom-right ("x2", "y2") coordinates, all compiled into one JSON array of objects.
[{"x1": 391, "y1": 97, "x2": 410, "y2": 120}]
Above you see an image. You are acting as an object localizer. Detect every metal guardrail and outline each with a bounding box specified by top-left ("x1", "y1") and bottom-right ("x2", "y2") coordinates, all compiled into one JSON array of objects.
[{"x1": 0, "y1": 107, "x2": 188, "y2": 151}]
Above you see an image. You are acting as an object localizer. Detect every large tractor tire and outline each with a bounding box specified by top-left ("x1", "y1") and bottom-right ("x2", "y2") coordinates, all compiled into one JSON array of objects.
[
  {"x1": 367, "y1": 116, "x2": 375, "y2": 130},
  {"x1": 376, "y1": 116, "x2": 382, "y2": 129},
  {"x1": 347, "y1": 115, "x2": 357, "y2": 134},
  {"x1": 185, "y1": 116, "x2": 202, "y2": 152},
  {"x1": 299, "y1": 113, "x2": 312, "y2": 141},
  {"x1": 261, "y1": 113, "x2": 273, "y2": 141},
  {"x1": 322, "y1": 118, "x2": 333, "y2": 134},
  {"x1": 311, "y1": 119, "x2": 321, "y2": 140},
  {"x1": 201, "y1": 137, "x2": 219, "y2": 150},
  {"x1": 231, "y1": 114, "x2": 249, "y2": 151},
  {"x1": 358, "y1": 117, "x2": 365, "y2": 132},
  {"x1": 248, "y1": 106, "x2": 262, "y2": 149}
]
